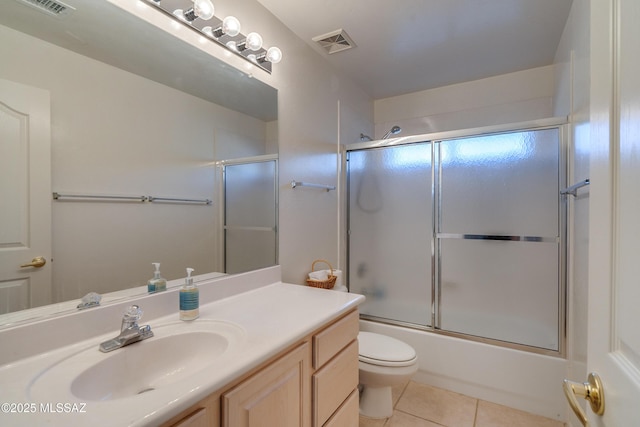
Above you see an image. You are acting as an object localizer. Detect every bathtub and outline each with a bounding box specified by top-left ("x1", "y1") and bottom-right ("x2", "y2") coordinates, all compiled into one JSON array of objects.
[{"x1": 359, "y1": 318, "x2": 568, "y2": 422}]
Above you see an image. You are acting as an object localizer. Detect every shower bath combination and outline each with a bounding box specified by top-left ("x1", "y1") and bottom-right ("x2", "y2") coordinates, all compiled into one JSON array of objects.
[
  {"x1": 360, "y1": 125, "x2": 402, "y2": 141},
  {"x1": 347, "y1": 124, "x2": 565, "y2": 354}
]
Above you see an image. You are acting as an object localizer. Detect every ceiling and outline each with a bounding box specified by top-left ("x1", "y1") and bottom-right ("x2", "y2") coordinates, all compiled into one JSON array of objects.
[{"x1": 256, "y1": 0, "x2": 574, "y2": 99}]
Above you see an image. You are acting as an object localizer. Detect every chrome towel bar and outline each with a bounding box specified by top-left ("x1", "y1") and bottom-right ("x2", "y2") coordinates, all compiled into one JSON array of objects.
[
  {"x1": 53, "y1": 192, "x2": 146, "y2": 202},
  {"x1": 53, "y1": 193, "x2": 211, "y2": 205},
  {"x1": 560, "y1": 178, "x2": 590, "y2": 197},
  {"x1": 290, "y1": 180, "x2": 336, "y2": 191}
]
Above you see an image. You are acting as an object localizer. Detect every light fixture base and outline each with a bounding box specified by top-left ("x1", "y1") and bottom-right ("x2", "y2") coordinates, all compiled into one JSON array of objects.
[{"x1": 145, "y1": 0, "x2": 274, "y2": 73}]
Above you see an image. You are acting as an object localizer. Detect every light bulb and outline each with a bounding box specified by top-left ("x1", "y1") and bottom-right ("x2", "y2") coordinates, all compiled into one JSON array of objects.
[
  {"x1": 265, "y1": 46, "x2": 282, "y2": 63},
  {"x1": 245, "y1": 32, "x2": 263, "y2": 51},
  {"x1": 173, "y1": 8, "x2": 187, "y2": 21},
  {"x1": 226, "y1": 40, "x2": 238, "y2": 51},
  {"x1": 193, "y1": 0, "x2": 214, "y2": 20},
  {"x1": 182, "y1": 0, "x2": 214, "y2": 22},
  {"x1": 202, "y1": 26, "x2": 214, "y2": 37},
  {"x1": 222, "y1": 16, "x2": 241, "y2": 37}
]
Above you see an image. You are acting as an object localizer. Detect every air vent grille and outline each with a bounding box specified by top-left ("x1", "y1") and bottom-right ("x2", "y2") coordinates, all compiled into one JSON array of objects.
[
  {"x1": 15, "y1": 0, "x2": 75, "y2": 17},
  {"x1": 312, "y1": 29, "x2": 356, "y2": 54}
]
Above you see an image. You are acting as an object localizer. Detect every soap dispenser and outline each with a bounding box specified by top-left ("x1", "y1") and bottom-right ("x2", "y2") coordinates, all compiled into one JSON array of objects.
[
  {"x1": 179, "y1": 268, "x2": 199, "y2": 321},
  {"x1": 147, "y1": 262, "x2": 167, "y2": 293}
]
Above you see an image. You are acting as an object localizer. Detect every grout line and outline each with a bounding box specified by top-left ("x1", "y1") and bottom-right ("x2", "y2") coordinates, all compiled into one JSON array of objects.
[{"x1": 473, "y1": 398, "x2": 479, "y2": 427}]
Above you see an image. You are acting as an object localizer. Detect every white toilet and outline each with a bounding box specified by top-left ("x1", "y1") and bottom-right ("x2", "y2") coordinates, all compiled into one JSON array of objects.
[{"x1": 358, "y1": 331, "x2": 418, "y2": 419}]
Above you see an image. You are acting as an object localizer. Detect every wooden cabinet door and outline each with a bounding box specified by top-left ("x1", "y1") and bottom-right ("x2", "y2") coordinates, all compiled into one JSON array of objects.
[
  {"x1": 171, "y1": 408, "x2": 209, "y2": 427},
  {"x1": 222, "y1": 342, "x2": 311, "y2": 427},
  {"x1": 161, "y1": 393, "x2": 220, "y2": 427}
]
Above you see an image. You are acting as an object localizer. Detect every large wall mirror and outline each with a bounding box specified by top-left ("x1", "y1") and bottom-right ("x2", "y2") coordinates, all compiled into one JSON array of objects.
[{"x1": 0, "y1": 0, "x2": 278, "y2": 326}]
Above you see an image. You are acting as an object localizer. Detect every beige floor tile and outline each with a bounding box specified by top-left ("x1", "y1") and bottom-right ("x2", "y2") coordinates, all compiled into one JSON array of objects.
[
  {"x1": 359, "y1": 415, "x2": 388, "y2": 427},
  {"x1": 395, "y1": 382, "x2": 477, "y2": 427},
  {"x1": 384, "y1": 410, "x2": 443, "y2": 427},
  {"x1": 475, "y1": 400, "x2": 565, "y2": 427},
  {"x1": 391, "y1": 380, "x2": 409, "y2": 407}
]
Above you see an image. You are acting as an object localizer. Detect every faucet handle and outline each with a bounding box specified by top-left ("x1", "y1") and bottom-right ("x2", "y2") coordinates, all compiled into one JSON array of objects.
[{"x1": 124, "y1": 305, "x2": 143, "y2": 320}]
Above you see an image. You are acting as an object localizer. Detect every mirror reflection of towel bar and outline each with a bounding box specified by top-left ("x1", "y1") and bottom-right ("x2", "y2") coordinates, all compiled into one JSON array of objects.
[
  {"x1": 53, "y1": 192, "x2": 211, "y2": 204},
  {"x1": 290, "y1": 181, "x2": 336, "y2": 191}
]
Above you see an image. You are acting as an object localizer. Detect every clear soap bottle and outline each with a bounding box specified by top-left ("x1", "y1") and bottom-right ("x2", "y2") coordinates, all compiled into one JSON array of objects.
[
  {"x1": 179, "y1": 268, "x2": 199, "y2": 321},
  {"x1": 147, "y1": 262, "x2": 167, "y2": 293}
]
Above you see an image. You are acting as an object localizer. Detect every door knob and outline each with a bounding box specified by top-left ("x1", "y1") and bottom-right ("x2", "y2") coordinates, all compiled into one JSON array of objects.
[
  {"x1": 20, "y1": 256, "x2": 46, "y2": 268},
  {"x1": 563, "y1": 372, "x2": 605, "y2": 426}
]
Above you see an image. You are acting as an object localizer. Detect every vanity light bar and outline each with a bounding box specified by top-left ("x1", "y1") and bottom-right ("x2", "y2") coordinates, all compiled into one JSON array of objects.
[{"x1": 145, "y1": 0, "x2": 282, "y2": 74}]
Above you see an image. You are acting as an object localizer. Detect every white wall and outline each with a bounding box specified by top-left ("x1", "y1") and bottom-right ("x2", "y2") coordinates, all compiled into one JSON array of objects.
[
  {"x1": 0, "y1": 24, "x2": 269, "y2": 301},
  {"x1": 374, "y1": 65, "x2": 555, "y2": 138},
  {"x1": 553, "y1": 0, "x2": 591, "y2": 424},
  {"x1": 171, "y1": 0, "x2": 374, "y2": 283}
]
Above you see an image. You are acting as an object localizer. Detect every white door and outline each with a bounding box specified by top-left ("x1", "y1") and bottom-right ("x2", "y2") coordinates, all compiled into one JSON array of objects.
[
  {"x1": 573, "y1": 0, "x2": 640, "y2": 425},
  {"x1": 0, "y1": 78, "x2": 52, "y2": 314}
]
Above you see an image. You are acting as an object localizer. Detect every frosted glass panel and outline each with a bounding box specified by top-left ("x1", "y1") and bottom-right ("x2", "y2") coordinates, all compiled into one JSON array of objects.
[
  {"x1": 224, "y1": 160, "x2": 277, "y2": 273},
  {"x1": 347, "y1": 125, "x2": 564, "y2": 352},
  {"x1": 348, "y1": 144, "x2": 432, "y2": 326},
  {"x1": 440, "y1": 129, "x2": 559, "y2": 237},
  {"x1": 225, "y1": 229, "x2": 276, "y2": 274},
  {"x1": 440, "y1": 239, "x2": 559, "y2": 350},
  {"x1": 225, "y1": 162, "x2": 276, "y2": 228}
]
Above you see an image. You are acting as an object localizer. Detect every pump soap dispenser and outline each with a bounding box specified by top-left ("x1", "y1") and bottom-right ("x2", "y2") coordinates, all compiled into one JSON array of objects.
[
  {"x1": 147, "y1": 262, "x2": 167, "y2": 293},
  {"x1": 179, "y1": 268, "x2": 199, "y2": 321}
]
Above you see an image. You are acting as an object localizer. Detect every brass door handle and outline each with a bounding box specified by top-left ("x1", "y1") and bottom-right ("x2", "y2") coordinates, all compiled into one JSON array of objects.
[
  {"x1": 20, "y1": 256, "x2": 46, "y2": 268},
  {"x1": 563, "y1": 372, "x2": 605, "y2": 426}
]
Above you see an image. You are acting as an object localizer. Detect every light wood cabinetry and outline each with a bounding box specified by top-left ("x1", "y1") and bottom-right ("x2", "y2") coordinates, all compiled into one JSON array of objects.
[
  {"x1": 222, "y1": 342, "x2": 311, "y2": 427},
  {"x1": 164, "y1": 309, "x2": 359, "y2": 427},
  {"x1": 161, "y1": 392, "x2": 220, "y2": 427},
  {"x1": 323, "y1": 389, "x2": 359, "y2": 427},
  {"x1": 312, "y1": 310, "x2": 359, "y2": 369},
  {"x1": 311, "y1": 310, "x2": 359, "y2": 426},
  {"x1": 313, "y1": 340, "x2": 359, "y2": 426}
]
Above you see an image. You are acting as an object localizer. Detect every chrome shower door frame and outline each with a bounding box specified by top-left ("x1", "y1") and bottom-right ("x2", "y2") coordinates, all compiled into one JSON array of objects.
[
  {"x1": 217, "y1": 154, "x2": 279, "y2": 274},
  {"x1": 346, "y1": 117, "x2": 568, "y2": 357}
]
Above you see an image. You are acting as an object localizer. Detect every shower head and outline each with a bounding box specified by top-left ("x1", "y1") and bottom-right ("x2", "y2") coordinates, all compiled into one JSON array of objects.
[
  {"x1": 382, "y1": 125, "x2": 402, "y2": 139},
  {"x1": 360, "y1": 133, "x2": 373, "y2": 141}
]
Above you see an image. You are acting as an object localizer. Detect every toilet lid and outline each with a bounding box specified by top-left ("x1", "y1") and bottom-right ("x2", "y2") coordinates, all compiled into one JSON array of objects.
[{"x1": 358, "y1": 332, "x2": 417, "y2": 367}]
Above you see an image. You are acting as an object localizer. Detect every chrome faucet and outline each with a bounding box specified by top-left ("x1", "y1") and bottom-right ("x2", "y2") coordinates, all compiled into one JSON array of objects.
[{"x1": 99, "y1": 305, "x2": 154, "y2": 353}]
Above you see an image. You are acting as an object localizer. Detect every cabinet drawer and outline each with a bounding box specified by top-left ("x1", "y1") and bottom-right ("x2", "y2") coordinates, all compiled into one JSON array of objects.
[
  {"x1": 323, "y1": 389, "x2": 358, "y2": 427},
  {"x1": 313, "y1": 340, "x2": 359, "y2": 426},
  {"x1": 313, "y1": 310, "x2": 359, "y2": 369}
]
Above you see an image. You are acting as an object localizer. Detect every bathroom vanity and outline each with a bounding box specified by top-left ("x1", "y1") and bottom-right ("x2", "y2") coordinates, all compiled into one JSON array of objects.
[
  {"x1": 162, "y1": 310, "x2": 360, "y2": 427},
  {"x1": 0, "y1": 267, "x2": 364, "y2": 426}
]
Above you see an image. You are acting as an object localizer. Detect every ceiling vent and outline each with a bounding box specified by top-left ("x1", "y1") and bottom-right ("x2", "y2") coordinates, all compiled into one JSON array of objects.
[
  {"x1": 14, "y1": 0, "x2": 75, "y2": 17},
  {"x1": 312, "y1": 29, "x2": 356, "y2": 54}
]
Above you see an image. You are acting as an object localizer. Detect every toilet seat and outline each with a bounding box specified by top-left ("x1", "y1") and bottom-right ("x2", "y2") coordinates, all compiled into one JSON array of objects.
[{"x1": 358, "y1": 332, "x2": 417, "y2": 367}]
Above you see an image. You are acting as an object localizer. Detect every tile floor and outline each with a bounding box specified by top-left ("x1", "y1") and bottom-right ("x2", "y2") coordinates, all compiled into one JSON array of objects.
[{"x1": 359, "y1": 381, "x2": 565, "y2": 427}]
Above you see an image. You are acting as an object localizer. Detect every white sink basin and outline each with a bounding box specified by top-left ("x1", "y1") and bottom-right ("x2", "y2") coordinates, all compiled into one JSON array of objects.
[{"x1": 28, "y1": 320, "x2": 245, "y2": 402}]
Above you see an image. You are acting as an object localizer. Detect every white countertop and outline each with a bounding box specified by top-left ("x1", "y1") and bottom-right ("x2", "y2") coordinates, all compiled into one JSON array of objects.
[{"x1": 0, "y1": 282, "x2": 364, "y2": 426}]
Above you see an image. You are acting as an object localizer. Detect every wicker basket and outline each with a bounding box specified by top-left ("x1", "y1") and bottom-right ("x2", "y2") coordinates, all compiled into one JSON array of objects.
[{"x1": 306, "y1": 259, "x2": 337, "y2": 289}]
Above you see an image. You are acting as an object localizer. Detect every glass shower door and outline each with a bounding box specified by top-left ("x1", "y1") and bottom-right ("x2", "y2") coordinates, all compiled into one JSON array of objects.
[
  {"x1": 437, "y1": 128, "x2": 562, "y2": 350},
  {"x1": 348, "y1": 143, "x2": 433, "y2": 326}
]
